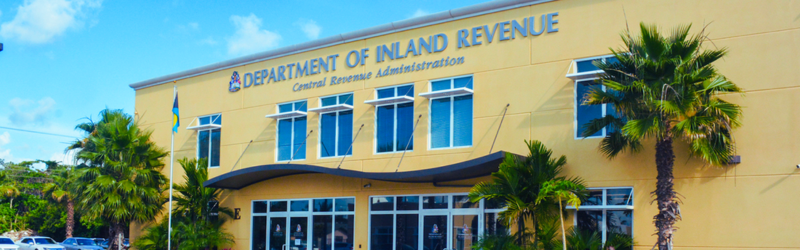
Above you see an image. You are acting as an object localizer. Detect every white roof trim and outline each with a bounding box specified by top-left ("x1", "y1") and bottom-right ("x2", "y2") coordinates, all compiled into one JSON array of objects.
[
  {"x1": 307, "y1": 104, "x2": 353, "y2": 113},
  {"x1": 186, "y1": 124, "x2": 221, "y2": 131},
  {"x1": 265, "y1": 111, "x2": 308, "y2": 119},
  {"x1": 364, "y1": 96, "x2": 414, "y2": 106},
  {"x1": 129, "y1": 0, "x2": 557, "y2": 90},
  {"x1": 419, "y1": 87, "x2": 474, "y2": 99}
]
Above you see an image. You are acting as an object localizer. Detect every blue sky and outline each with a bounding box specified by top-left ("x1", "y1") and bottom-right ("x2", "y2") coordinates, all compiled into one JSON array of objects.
[{"x1": 0, "y1": 0, "x2": 487, "y2": 166}]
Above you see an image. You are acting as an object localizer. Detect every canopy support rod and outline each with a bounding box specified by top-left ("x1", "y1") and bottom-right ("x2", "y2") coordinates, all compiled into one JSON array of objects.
[
  {"x1": 396, "y1": 115, "x2": 422, "y2": 172},
  {"x1": 230, "y1": 140, "x2": 254, "y2": 172},
  {"x1": 288, "y1": 130, "x2": 313, "y2": 164},
  {"x1": 490, "y1": 103, "x2": 510, "y2": 154},
  {"x1": 337, "y1": 124, "x2": 364, "y2": 169}
]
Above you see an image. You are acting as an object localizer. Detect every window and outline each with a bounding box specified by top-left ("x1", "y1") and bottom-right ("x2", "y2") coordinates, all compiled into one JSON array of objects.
[
  {"x1": 197, "y1": 114, "x2": 221, "y2": 168},
  {"x1": 252, "y1": 197, "x2": 355, "y2": 250},
  {"x1": 369, "y1": 193, "x2": 506, "y2": 250},
  {"x1": 318, "y1": 93, "x2": 354, "y2": 158},
  {"x1": 572, "y1": 55, "x2": 619, "y2": 139},
  {"x1": 569, "y1": 187, "x2": 633, "y2": 248},
  {"x1": 427, "y1": 76, "x2": 473, "y2": 149},
  {"x1": 276, "y1": 101, "x2": 307, "y2": 161},
  {"x1": 374, "y1": 84, "x2": 415, "y2": 153}
]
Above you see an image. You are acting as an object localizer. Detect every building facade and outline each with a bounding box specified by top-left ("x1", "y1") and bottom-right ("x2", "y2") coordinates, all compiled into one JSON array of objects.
[{"x1": 129, "y1": 0, "x2": 800, "y2": 249}]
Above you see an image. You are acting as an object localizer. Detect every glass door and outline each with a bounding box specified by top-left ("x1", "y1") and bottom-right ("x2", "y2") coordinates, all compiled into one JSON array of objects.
[
  {"x1": 451, "y1": 213, "x2": 479, "y2": 250},
  {"x1": 289, "y1": 216, "x2": 309, "y2": 250},
  {"x1": 422, "y1": 214, "x2": 448, "y2": 250},
  {"x1": 269, "y1": 217, "x2": 287, "y2": 250}
]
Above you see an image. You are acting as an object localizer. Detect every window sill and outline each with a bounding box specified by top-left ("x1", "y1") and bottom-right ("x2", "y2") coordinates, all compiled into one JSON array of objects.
[
  {"x1": 186, "y1": 124, "x2": 222, "y2": 131},
  {"x1": 428, "y1": 145, "x2": 472, "y2": 151},
  {"x1": 566, "y1": 70, "x2": 603, "y2": 81},
  {"x1": 374, "y1": 150, "x2": 413, "y2": 155},
  {"x1": 265, "y1": 111, "x2": 307, "y2": 119},
  {"x1": 364, "y1": 96, "x2": 414, "y2": 106},
  {"x1": 419, "y1": 87, "x2": 473, "y2": 99},
  {"x1": 566, "y1": 205, "x2": 633, "y2": 210},
  {"x1": 308, "y1": 104, "x2": 353, "y2": 113}
]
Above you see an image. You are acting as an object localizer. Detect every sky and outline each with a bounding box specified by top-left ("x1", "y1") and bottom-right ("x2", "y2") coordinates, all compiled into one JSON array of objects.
[{"x1": 0, "y1": 0, "x2": 488, "y2": 166}]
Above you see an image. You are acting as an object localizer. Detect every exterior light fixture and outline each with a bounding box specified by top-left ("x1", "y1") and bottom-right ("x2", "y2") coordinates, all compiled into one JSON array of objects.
[{"x1": 363, "y1": 183, "x2": 372, "y2": 188}]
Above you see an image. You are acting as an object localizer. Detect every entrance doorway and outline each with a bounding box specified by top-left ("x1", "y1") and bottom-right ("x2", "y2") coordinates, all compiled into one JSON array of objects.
[
  {"x1": 369, "y1": 194, "x2": 505, "y2": 250},
  {"x1": 252, "y1": 198, "x2": 356, "y2": 250}
]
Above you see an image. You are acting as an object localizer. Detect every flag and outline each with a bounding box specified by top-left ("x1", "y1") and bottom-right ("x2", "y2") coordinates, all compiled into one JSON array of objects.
[{"x1": 172, "y1": 92, "x2": 179, "y2": 133}]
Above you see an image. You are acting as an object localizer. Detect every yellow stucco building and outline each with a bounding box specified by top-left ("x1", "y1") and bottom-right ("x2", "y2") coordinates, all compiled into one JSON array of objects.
[{"x1": 129, "y1": 0, "x2": 800, "y2": 249}]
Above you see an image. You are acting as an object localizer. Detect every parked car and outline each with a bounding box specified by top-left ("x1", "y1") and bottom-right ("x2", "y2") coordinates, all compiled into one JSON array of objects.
[
  {"x1": 60, "y1": 238, "x2": 103, "y2": 250},
  {"x1": 16, "y1": 237, "x2": 64, "y2": 250},
  {"x1": 0, "y1": 237, "x2": 20, "y2": 250},
  {"x1": 89, "y1": 239, "x2": 104, "y2": 248}
]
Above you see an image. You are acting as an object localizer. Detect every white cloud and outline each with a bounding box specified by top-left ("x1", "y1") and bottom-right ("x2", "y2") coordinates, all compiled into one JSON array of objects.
[
  {"x1": 50, "y1": 149, "x2": 77, "y2": 165},
  {"x1": 0, "y1": 149, "x2": 11, "y2": 161},
  {"x1": 8, "y1": 97, "x2": 57, "y2": 126},
  {"x1": 409, "y1": 9, "x2": 429, "y2": 18},
  {"x1": 0, "y1": 132, "x2": 10, "y2": 146},
  {"x1": 0, "y1": 0, "x2": 103, "y2": 44},
  {"x1": 294, "y1": 19, "x2": 321, "y2": 40},
  {"x1": 226, "y1": 13, "x2": 281, "y2": 56}
]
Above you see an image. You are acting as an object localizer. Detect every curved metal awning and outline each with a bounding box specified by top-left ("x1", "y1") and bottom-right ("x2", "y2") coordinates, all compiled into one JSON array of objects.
[{"x1": 204, "y1": 151, "x2": 514, "y2": 190}]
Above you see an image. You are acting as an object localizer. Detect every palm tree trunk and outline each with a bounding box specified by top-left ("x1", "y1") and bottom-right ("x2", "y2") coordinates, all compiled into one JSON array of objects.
[
  {"x1": 109, "y1": 223, "x2": 124, "y2": 250},
  {"x1": 66, "y1": 199, "x2": 75, "y2": 238},
  {"x1": 517, "y1": 216, "x2": 526, "y2": 246},
  {"x1": 655, "y1": 137, "x2": 679, "y2": 250},
  {"x1": 559, "y1": 198, "x2": 566, "y2": 250}
]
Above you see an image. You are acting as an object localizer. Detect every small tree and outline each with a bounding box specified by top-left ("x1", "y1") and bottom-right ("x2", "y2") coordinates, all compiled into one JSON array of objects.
[
  {"x1": 43, "y1": 166, "x2": 79, "y2": 238},
  {"x1": 537, "y1": 179, "x2": 585, "y2": 250}
]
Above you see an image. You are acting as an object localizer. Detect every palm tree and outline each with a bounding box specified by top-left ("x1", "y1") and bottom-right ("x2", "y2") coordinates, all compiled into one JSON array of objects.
[
  {"x1": 74, "y1": 109, "x2": 169, "y2": 250},
  {"x1": 68, "y1": 109, "x2": 130, "y2": 167},
  {"x1": 0, "y1": 172, "x2": 20, "y2": 231},
  {"x1": 42, "y1": 166, "x2": 79, "y2": 238},
  {"x1": 582, "y1": 23, "x2": 743, "y2": 249},
  {"x1": 468, "y1": 140, "x2": 577, "y2": 246},
  {"x1": 536, "y1": 179, "x2": 586, "y2": 250},
  {"x1": 137, "y1": 158, "x2": 235, "y2": 250}
]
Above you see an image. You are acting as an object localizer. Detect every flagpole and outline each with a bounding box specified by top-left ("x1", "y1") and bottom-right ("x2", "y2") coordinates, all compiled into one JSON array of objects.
[{"x1": 167, "y1": 85, "x2": 176, "y2": 250}]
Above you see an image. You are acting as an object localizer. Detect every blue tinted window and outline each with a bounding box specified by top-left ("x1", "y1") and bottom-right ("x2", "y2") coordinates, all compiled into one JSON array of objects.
[
  {"x1": 277, "y1": 119, "x2": 293, "y2": 161},
  {"x1": 199, "y1": 116, "x2": 210, "y2": 125},
  {"x1": 377, "y1": 89, "x2": 395, "y2": 99},
  {"x1": 211, "y1": 115, "x2": 221, "y2": 125},
  {"x1": 376, "y1": 105, "x2": 395, "y2": 153},
  {"x1": 291, "y1": 200, "x2": 309, "y2": 211},
  {"x1": 198, "y1": 130, "x2": 209, "y2": 160},
  {"x1": 431, "y1": 98, "x2": 451, "y2": 148},
  {"x1": 279, "y1": 104, "x2": 293, "y2": 113},
  {"x1": 577, "y1": 59, "x2": 601, "y2": 73},
  {"x1": 210, "y1": 129, "x2": 221, "y2": 166},
  {"x1": 295, "y1": 101, "x2": 307, "y2": 112},
  {"x1": 431, "y1": 80, "x2": 451, "y2": 91},
  {"x1": 339, "y1": 94, "x2": 354, "y2": 105},
  {"x1": 321, "y1": 97, "x2": 337, "y2": 107},
  {"x1": 396, "y1": 102, "x2": 414, "y2": 151},
  {"x1": 293, "y1": 117, "x2": 307, "y2": 160},
  {"x1": 453, "y1": 76, "x2": 473, "y2": 89},
  {"x1": 397, "y1": 85, "x2": 414, "y2": 97},
  {"x1": 453, "y1": 95, "x2": 473, "y2": 147},
  {"x1": 606, "y1": 56, "x2": 620, "y2": 65},
  {"x1": 576, "y1": 80, "x2": 603, "y2": 137},
  {"x1": 320, "y1": 113, "x2": 337, "y2": 158},
  {"x1": 338, "y1": 111, "x2": 353, "y2": 156}
]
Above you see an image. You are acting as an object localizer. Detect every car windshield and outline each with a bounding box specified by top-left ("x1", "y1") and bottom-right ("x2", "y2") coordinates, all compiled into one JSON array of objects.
[
  {"x1": 77, "y1": 239, "x2": 96, "y2": 246},
  {"x1": 0, "y1": 238, "x2": 13, "y2": 244},
  {"x1": 34, "y1": 238, "x2": 56, "y2": 244}
]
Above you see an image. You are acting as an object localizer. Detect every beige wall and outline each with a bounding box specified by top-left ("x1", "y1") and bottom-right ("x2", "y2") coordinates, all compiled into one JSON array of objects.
[{"x1": 133, "y1": 0, "x2": 800, "y2": 249}]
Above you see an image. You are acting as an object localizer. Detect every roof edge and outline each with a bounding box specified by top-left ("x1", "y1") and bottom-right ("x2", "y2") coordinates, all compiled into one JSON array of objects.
[{"x1": 129, "y1": 0, "x2": 556, "y2": 90}]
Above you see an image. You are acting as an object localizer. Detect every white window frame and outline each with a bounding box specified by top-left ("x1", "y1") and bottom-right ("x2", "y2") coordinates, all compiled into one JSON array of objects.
[
  {"x1": 367, "y1": 193, "x2": 507, "y2": 250},
  {"x1": 373, "y1": 83, "x2": 415, "y2": 155},
  {"x1": 196, "y1": 113, "x2": 221, "y2": 168},
  {"x1": 567, "y1": 186, "x2": 634, "y2": 245},
  {"x1": 426, "y1": 74, "x2": 474, "y2": 150},
  {"x1": 251, "y1": 197, "x2": 356, "y2": 250},
  {"x1": 317, "y1": 93, "x2": 355, "y2": 159},
  {"x1": 571, "y1": 55, "x2": 617, "y2": 140},
  {"x1": 275, "y1": 100, "x2": 308, "y2": 162}
]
